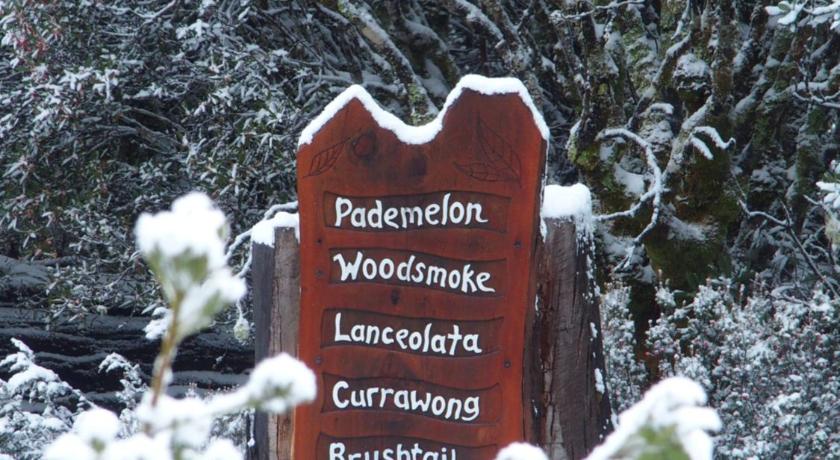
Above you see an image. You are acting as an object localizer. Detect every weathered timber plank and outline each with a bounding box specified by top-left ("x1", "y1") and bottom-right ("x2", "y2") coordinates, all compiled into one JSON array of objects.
[
  {"x1": 527, "y1": 219, "x2": 612, "y2": 459},
  {"x1": 253, "y1": 226, "x2": 299, "y2": 460}
]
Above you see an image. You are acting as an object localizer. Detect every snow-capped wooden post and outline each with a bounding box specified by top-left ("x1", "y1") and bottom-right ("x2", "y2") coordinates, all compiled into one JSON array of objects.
[
  {"x1": 251, "y1": 215, "x2": 301, "y2": 460},
  {"x1": 527, "y1": 185, "x2": 613, "y2": 459},
  {"x1": 252, "y1": 75, "x2": 611, "y2": 460}
]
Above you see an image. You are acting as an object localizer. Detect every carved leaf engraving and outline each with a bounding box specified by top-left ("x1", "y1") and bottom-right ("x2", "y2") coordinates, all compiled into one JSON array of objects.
[
  {"x1": 306, "y1": 141, "x2": 346, "y2": 177},
  {"x1": 306, "y1": 131, "x2": 374, "y2": 177},
  {"x1": 455, "y1": 117, "x2": 521, "y2": 184}
]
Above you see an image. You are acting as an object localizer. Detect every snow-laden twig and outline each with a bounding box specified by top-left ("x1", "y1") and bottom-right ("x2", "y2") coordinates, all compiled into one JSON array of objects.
[
  {"x1": 693, "y1": 126, "x2": 735, "y2": 150},
  {"x1": 689, "y1": 126, "x2": 735, "y2": 160},
  {"x1": 738, "y1": 200, "x2": 789, "y2": 227},
  {"x1": 262, "y1": 200, "x2": 299, "y2": 219},
  {"x1": 133, "y1": 0, "x2": 176, "y2": 22},
  {"x1": 337, "y1": 0, "x2": 438, "y2": 122},
  {"x1": 671, "y1": 0, "x2": 693, "y2": 39},
  {"x1": 492, "y1": 377, "x2": 721, "y2": 460},
  {"x1": 739, "y1": 197, "x2": 840, "y2": 297},
  {"x1": 225, "y1": 200, "x2": 298, "y2": 264},
  {"x1": 443, "y1": 0, "x2": 504, "y2": 42},
  {"x1": 549, "y1": 0, "x2": 644, "y2": 21},
  {"x1": 792, "y1": 90, "x2": 840, "y2": 110},
  {"x1": 628, "y1": 29, "x2": 695, "y2": 129},
  {"x1": 441, "y1": 0, "x2": 541, "y2": 104}
]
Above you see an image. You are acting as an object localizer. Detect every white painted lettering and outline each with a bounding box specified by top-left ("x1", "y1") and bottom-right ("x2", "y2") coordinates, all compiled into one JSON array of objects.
[
  {"x1": 332, "y1": 381, "x2": 349, "y2": 409},
  {"x1": 425, "y1": 204, "x2": 440, "y2": 225},
  {"x1": 379, "y1": 258, "x2": 395, "y2": 279},
  {"x1": 330, "y1": 313, "x2": 484, "y2": 356},
  {"x1": 333, "y1": 252, "x2": 363, "y2": 281},
  {"x1": 330, "y1": 442, "x2": 345, "y2": 460},
  {"x1": 330, "y1": 381, "x2": 481, "y2": 422},
  {"x1": 350, "y1": 207, "x2": 366, "y2": 228},
  {"x1": 335, "y1": 198, "x2": 353, "y2": 227},
  {"x1": 467, "y1": 202, "x2": 487, "y2": 224},
  {"x1": 334, "y1": 313, "x2": 350, "y2": 342},
  {"x1": 476, "y1": 272, "x2": 494, "y2": 292},
  {"x1": 384, "y1": 207, "x2": 399, "y2": 229}
]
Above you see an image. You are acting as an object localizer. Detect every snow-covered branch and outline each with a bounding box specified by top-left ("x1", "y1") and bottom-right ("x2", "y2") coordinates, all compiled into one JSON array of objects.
[
  {"x1": 689, "y1": 126, "x2": 735, "y2": 160},
  {"x1": 595, "y1": 128, "x2": 665, "y2": 248},
  {"x1": 549, "y1": 0, "x2": 644, "y2": 21},
  {"x1": 337, "y1": 0, "x2": 438, "y2": 122},
  {"x1": 739, "y1": 195, "x2": 840, "y2": 297}
]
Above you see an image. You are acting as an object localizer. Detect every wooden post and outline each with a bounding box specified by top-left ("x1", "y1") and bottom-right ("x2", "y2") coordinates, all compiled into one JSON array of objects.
[
  {"x1": 252, "y1": 226, "x2": 300, "y2": 460},
  {"x1": 525, "y1": 218, "x2": 613, "y2": 459}
]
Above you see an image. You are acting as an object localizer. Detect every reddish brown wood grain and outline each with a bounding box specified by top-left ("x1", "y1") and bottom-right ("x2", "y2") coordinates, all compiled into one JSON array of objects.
[{"x1": 294, "y1": 90, "x2": 546, "y2": 459}]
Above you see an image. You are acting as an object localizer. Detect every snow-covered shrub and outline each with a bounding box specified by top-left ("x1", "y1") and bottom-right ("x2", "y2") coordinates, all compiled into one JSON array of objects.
[
  {"x1": 817, "y1": 160, "x2": 840, "y2": 250},
  {"x1": 0, "y1": 0, "x2": 312, "y2": 322},
  {"x1": 98, "y1": 353, "x2": 147, "y2": 436},
  {"x1": 648, "y1": 280, "x2": 840, "y2": 459},
  {"x1": 0, "y1": 339, "x2": 91, "y2": 459},
  {"x1": 766, "y1": 1, "x2": 840, "y2": 31},
  {"x1": 494, "y1": 377, "x2": 719, "y2": 460},
  {"x1": 600, "y1": 282, "x2": 647, "y2": 413},
  {"x1": 586, "y1": 377, "x2": 720, "y2": 460},
  {"x1": 40, "y1": 193, "x2": 316, "y2": 460}
]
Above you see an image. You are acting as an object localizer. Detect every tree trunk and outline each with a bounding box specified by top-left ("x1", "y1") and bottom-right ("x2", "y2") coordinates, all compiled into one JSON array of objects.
[{"x1": 0, "y1": 306, "x2": 252, "y2": 408}]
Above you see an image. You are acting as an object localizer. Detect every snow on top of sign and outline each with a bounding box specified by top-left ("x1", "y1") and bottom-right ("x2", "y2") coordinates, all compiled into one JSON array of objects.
[
  {"x1": 298, "y1": 74, "x2": 549, "y2": 147},
  {"x1": 251, "y1": 211, "x2": 299, "y2": 245}
]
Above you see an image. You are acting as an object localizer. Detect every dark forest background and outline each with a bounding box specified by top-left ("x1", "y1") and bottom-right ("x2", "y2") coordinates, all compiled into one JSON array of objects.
[{"x1": 1, "y1": 1, "x2": 838, "y2": 458}]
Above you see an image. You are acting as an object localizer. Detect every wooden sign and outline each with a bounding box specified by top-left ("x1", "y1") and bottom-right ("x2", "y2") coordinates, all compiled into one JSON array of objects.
[{"x1": 293, "y1": 76, "x2": 547, "y2": 460}]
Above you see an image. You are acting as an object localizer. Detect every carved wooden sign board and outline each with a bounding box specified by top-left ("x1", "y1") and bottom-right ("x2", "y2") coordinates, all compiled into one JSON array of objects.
[{"x1": 295, "y1": 77, "x2": 547, "y2": 460}]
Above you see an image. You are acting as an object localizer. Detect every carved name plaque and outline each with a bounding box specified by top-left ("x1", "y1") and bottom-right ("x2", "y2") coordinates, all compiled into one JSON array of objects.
[{"x1": 295, "y1": 77, "x2": 547, "y2": 460}]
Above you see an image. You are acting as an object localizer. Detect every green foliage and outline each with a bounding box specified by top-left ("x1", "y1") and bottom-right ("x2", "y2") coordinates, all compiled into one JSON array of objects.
[{"x1": 634, "y1": 426, "x2": 691, "y2": 460}]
